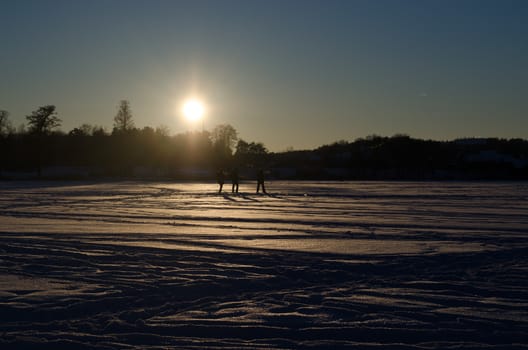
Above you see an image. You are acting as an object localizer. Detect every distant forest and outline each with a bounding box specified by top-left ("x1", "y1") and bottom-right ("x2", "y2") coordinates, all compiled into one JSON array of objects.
[{"x1": 1, "y1": 104, "x2": 527, "y2": 180}]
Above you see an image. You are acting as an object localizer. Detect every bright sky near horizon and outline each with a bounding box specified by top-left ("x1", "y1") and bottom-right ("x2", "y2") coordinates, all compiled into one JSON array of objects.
[{"x1": 1, "y1": 0, "x2": 527, "y2": 151}]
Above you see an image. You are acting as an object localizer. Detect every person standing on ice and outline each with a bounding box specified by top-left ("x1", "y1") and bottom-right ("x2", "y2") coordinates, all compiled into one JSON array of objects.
[
  {"x1": 216, "y1": 169, "x2": 225, "y2": 193},
  {"x1": 231, "y1": 167, "x2": 239, "y2": 193},
  {"x1": 256, "y1": 168, "x2": 267, "y2": 194}
]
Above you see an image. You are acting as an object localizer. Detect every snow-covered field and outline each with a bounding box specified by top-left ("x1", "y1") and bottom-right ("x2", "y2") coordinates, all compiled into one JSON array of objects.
[{"x1": 1, "y1": 181, "x2": 527, "y2": 349}]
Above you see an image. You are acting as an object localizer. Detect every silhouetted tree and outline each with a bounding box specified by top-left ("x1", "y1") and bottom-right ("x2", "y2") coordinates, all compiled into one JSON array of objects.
[
  {"x1": 212, "y1": 124, "x2": 237, "y2": 151},
  {"x1": 69, "y1": 124, "x2": 94, "y2": 137},
  {"x1": 248, "y1": 142, "x2": 267, "y2": 155},
  {"x1": 235, "y1": 139, "x2": 268, "y2": 167},
  {"x1": 211, "y1": 124, "x2": 238, "y2": 164},
  {"x1": 26, "y1": 105, "x2": 61, "y2": 135},
  {"x1": 92, "y1": 126, "x2": 107, "y2": 137},
  {"x1": 113, "y1": 100, "x2": 134, "y2": 133},
  {"x1": 235, "y1": 139, "x2": 249, "y2": 155},
  {"x1": 25, "y1": 105, "x2": 62, "y2": 176}
]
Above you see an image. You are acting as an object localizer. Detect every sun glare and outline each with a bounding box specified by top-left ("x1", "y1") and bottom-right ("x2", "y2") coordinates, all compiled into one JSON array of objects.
[{"x1": 182, "y1": 99, "x2": 205, "y2": 122}]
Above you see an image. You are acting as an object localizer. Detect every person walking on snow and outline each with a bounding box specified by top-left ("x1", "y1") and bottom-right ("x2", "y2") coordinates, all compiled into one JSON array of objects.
[
  {"x1": 256, "y1": 169, "x2": 266, "y2": 194},
  {"x1": 216, "y1": 169, "x2": 225, "y2": 193},
  {"x1": 231, "y1": 168, "x2": 239, "y2": 193}
]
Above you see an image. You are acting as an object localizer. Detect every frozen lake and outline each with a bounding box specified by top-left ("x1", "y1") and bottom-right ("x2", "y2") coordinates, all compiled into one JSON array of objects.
[{"x1": 1, "y1": 181, "x2": 527, "y2": 349}]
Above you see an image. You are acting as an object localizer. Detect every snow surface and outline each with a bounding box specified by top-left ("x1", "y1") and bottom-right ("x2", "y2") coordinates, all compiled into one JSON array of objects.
[{"x1": 1, "y1": 181, "x2": 527, "y2": 349}]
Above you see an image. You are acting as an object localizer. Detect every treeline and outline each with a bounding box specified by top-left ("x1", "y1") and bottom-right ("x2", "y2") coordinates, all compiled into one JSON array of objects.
[
  {"x1": 275, "y1": 135, "x2": 528, "y2": 180},
  {"x1": 1, "y1": 104, "x2": 528, "y2": 180},
  {"x1": 0, "y1": 103, "x2": 268, "y2": 179}
]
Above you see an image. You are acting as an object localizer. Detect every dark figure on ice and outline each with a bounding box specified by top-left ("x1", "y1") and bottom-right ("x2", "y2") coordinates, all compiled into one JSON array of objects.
[
  {"x1": 216, "y1": 169, "x2": 225, "y2": 193},
  {"x1": 231, "y1": 168, "x2": 239, "y2": 193},
  {"x1": 256, "y1": 169, "x2": 266, "y2": 194}
]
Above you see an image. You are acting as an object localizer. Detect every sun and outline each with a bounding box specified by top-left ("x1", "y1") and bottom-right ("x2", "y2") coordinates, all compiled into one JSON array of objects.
[{"x1": 182, "y1": 99, "x2": 205, "y2": 122}]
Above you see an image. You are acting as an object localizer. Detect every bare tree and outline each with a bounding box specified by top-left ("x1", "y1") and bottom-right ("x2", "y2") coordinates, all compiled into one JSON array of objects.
[
  {"x1": 113, "y1": 100, "x2": 134, "y2": 132},
  {"x1": 26, "y1": 105, "x2": 61, "y2": 135},
  {"x1": 211, "y1": 124, "x2": 238, "y2": 155}
]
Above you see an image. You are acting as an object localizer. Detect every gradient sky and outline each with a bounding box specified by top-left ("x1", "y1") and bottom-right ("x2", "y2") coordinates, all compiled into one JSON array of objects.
[{"x1": 1, "y1": 0, "x2": 527, "y2": 151}]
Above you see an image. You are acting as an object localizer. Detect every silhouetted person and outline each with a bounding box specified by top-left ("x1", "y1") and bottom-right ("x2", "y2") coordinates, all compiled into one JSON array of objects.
[
  {"x1": 216, "y1": 169, "x2": 225, "y2": 193},
  {"x1": 256, "y1": 169, "x2": 266, "y2": 194},
  {"x1": 231, "y1": 168, "x2": 239, "y2": 193}
]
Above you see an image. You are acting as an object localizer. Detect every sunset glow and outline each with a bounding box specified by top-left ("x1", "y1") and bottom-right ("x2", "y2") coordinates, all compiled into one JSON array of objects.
[{"x1": 182, "y1": 99, "x2": 205, "y2": 123}]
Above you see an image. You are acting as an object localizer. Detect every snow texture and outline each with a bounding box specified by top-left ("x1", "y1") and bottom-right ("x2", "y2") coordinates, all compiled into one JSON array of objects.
[{"x1": 1, "y1": 181, "x2": 527, "y2": 349}]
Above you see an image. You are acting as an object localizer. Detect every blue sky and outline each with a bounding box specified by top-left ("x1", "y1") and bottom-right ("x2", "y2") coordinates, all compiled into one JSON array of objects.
[{"x1": 1, "y1": 0, "x2": 527, "y2": 151}]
